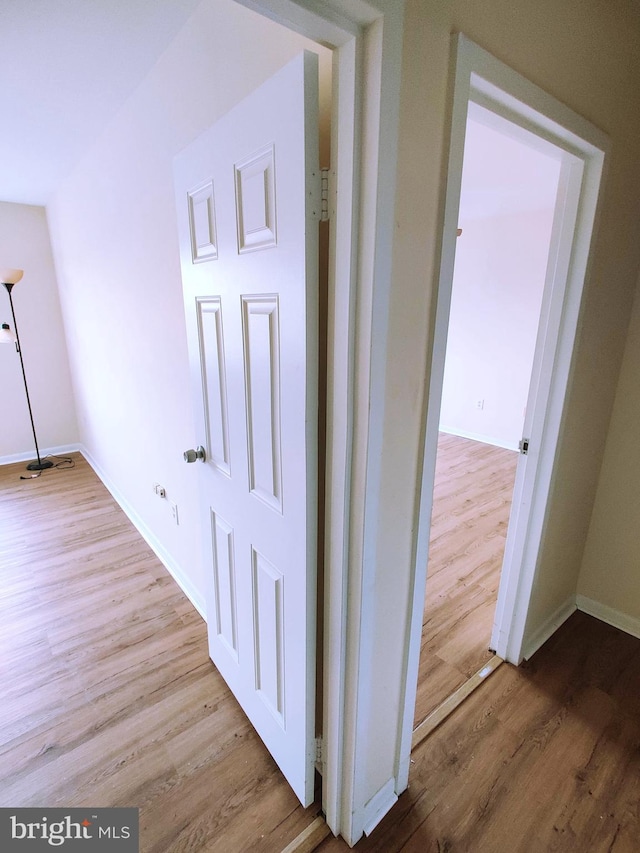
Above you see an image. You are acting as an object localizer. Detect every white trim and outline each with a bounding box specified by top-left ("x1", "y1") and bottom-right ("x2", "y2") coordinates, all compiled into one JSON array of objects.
[
  {"x1": 320, "y1": 31, "x2": 359, "y2": 841},
  {"x1": 80, "y1": 446, "x2": 206, "y2": 619},
  {"x1": 577, "y1": 595, "x2": 640, "y2": 641},
  {"x1": 0, "y1": 443, "x2": 81, "y2": 466},
  {"x1": 229, "y1": 0, "x2": 363, "y2": 833},
  {"x1": 218, "y1": 1, "x2": 403, "y2": 845},
  {"x1": 362, "y1": 777, "x2": 398, "y2": 837},
  {"x1": 438, "y1": 426, "x2": 519, "y2": 452},
  {"x1": 493, "y1": 148, "x2": 605, "y2": 662},
  {"x1": 336, "y1": 9, "x2": 404, "y2": 845},
  {"x1": 236, "y1": 0, "x2": 366, "y2": 43},
  {"x1": 403, "y1": 31, "x2": 608, "y2": 795},
  {"x1": 521, "y1": 595, "x2": 576, "y2": 661},
  {"x1": 395, "y1": 31, "x2": 472, "y2": 796},
  {"x1": 321, "y1": 31, "x2": 360, "y2": 839},
  {"x1": 491, "y1": 153, "x2": 585, "y2": 661}
]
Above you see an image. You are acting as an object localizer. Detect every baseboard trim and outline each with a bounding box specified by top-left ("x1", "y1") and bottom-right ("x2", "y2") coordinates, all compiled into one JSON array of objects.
[
  {"x1": 0, "y1": 444, "x2": 81, "y2": 466},
  {"x1": 79, "y1": 446, "x2": 206, "y2": 620},
  {"x1": 522, "y1": 595, "x2": 576, "y2": 661},
  {"x1": 438, "y1": 426, "x2": 519, "y2": 452},
  {"x1": 576, "y1": 595, "x2": 640, "y2": 640}
]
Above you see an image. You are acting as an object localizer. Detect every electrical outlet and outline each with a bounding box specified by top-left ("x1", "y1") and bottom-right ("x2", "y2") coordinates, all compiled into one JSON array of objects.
[
  {"x1": 476, "y1": 399, "x2": 485, "y2": 410},
  {"x1": 153, "y1": 483, "x2": 176, "y2": 522}
]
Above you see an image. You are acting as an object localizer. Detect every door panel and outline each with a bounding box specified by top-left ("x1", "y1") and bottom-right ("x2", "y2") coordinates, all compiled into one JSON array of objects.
[
  {"x1": 197, "y1": 297, "x2": 230, "y2": 475},
  {"x1": 173, "y1": 52, "x2": 319, "y2": 806}
]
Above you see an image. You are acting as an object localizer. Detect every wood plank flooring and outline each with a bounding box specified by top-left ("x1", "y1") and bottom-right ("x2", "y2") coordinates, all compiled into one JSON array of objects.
[
  {"x1": 317, "y1": 609, "x2": 640, "y2": 852},
  {"x1": 4, "y1": 442, "x2": 638, "y2": 852},
  {"x1": 414, "y1": 433, "x2": 518, "y2": 725},
  {"x1": 0, "y1": 454, "x2": 317, "y2": 852}
]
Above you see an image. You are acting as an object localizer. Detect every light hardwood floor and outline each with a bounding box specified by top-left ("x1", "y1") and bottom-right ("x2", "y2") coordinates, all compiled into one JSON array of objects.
[
  {"x1": 4, "y1": 445, "x2": 639, "y2": 852},
  {"x1": 317, "y1": 608, "x2": 640, "y2": 852},
  {"x1": 0, "y1": 454, "x2": 317, "y2": 851},
  {"x1": 414, "y1": 433, "x2": 518, "y2": 725}
]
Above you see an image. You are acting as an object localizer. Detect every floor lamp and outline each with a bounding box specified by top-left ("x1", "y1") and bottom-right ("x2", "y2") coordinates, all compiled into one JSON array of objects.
[{"x1": 1, "y1": 268, "x2": 53, "y2": 471}]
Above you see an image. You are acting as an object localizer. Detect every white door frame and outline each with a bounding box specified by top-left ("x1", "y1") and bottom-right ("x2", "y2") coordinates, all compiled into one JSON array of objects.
[
  {"x1": 402, "y1": 32, "x2": 608, "y2": 763},
  {"x1": 235, "y1": 0, "x2": 404, "y2": 843}
]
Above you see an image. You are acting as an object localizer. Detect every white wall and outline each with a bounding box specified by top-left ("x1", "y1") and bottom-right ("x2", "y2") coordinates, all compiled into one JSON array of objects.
[
  {"x1": 47, "y1": 0, "x2": 329, "y2": 613},
  {"x1": 0, "y1": 202, "x2": 78, "y2": 462},
  {"x1": 578, "y1": 272, "x2": 640, "y2": 634},
  {"x1": 439, "y1": 117, "x2": 560, "y2": 450},
  {"x1": 33, "y1": 0, "x2": 640, "y2": 839},
  {"x1": 364, "y1": 0, "x2": 640, "y2": 828}
]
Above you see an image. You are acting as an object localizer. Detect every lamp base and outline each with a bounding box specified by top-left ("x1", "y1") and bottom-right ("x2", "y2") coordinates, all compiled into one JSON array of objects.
[{"x1": 26, "y1": 459, "x2": 54, "y2": 471}]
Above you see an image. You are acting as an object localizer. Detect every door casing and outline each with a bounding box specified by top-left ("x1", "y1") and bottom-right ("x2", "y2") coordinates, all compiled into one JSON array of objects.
[
  {"x1": 234, "y1": 0, "x2": 405, "y2": 844},
  {"x1": 402, "y1": 33, "x2": 608, "y2": 779},
  {"x1": 215, "y1": 11, "x2": 606, "y2": 846}
]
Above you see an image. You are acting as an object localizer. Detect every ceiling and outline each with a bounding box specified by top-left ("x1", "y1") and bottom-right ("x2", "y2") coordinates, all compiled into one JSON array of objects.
[
  {"x1": 0, "y1": 0, "x2": 202, "y2": 206},
  {"x1": 2, "y1": 0, "x2": 566, "y2": 215},
  {"x1": 459, "y1": 112, "x2": 562, "y2": 221}
]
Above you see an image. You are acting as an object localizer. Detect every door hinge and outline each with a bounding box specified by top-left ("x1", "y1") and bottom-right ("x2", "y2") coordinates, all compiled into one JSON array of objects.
[
  {"x1": 519, "y1": 437, "x2": 530, "y2": 455},
  {"x1": 320, "y1": 167, "x2": 330, "y2": 222},
  {"x1": 310, "y1": 168, "x2": 330, "y2": 222},
  {"x1": 315, "y1": 736, "x2": 324, "y2": 767}
]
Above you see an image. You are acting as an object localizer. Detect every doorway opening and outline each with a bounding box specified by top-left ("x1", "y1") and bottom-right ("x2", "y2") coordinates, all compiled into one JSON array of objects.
[
  {"x1": 414, "y1": 104, "x2": 563, "y2": 726},
  {"x1": 178, "y1": 0, "x2": 405, "y2": 840},
  {"x1": 404, "y1": 36, "x2": 607, "y2": 764}
]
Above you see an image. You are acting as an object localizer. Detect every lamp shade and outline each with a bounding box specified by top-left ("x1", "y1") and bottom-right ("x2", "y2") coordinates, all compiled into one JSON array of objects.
[
  {"x1": 0, "y1": 268, "x2": 24, "y2": 285},
  {"x1": 0, "y1": 322, "x2": 17, "y2": 344}
]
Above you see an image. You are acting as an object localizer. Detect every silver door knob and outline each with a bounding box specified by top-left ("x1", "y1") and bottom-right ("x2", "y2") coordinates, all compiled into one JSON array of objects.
[{"x1": 184, "y1": 446, "x2": 206, "y2": 463}]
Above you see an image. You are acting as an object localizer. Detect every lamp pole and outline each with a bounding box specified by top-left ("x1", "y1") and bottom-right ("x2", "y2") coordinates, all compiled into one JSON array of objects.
[{"x1": 2, "y1": 279, "x2": 53, "y2": 471}]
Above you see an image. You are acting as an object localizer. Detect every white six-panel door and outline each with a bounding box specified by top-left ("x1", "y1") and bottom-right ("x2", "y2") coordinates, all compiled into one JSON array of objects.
[{"x1": 173, "y1": 52, "x2": 320, "y2": 806}]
